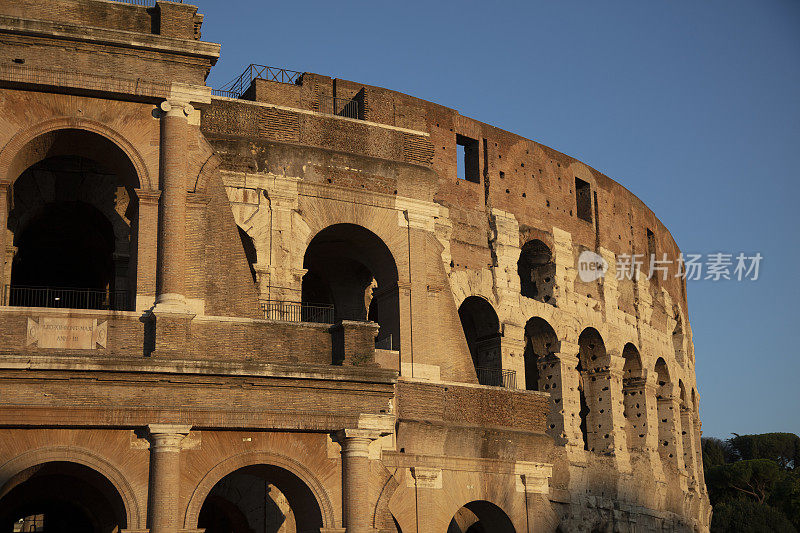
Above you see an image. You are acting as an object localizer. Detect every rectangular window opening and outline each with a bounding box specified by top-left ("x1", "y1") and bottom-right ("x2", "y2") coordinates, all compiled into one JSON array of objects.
[
  {"x1": 456, "y1": 134, "x2": 480, "y2": 183},
  {"x1": 575, "y1": 177, "x2": 592, "y2": 222}
]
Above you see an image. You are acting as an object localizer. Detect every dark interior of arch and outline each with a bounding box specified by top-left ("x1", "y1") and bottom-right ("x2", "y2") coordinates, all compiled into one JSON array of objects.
[
  {"x1": 622, "y1": 343, "x2": 643, "y2": 380},
  {"x1": 654, "y1": 357, "x2": 670, "y2": 397},
  {"x1": 6, "y1": 150, "x2": 136, "y2": 310},
  {"x1": 302, "y1": 223, "x2": 400, "y2": 349},
  {"x1": 517, "y1": 239, "x2": 555, "y2": 304},
  {"x1": 0, "y1": 461, "x2": 127, "y2": 533},
  {"x1": 197, "y1": 464, "x2": 324, "y2": 533},
  {"x1": 523, "y1": 317, "x2": 558, "y2": 391},
  {"x1": 578, "y1": 327, "x2": 608, "y2": 371},
  {"x1": 446, "y1": 500, "x2": 516, "y2": 533},
  {"x1": 458, "y1": 296, "x2": 502, "y2": 386}
]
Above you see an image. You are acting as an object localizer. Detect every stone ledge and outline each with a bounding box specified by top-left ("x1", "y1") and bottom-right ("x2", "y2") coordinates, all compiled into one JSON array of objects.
[{"x1": 0, "y1": 354, "x2": 398, "y2": 383}]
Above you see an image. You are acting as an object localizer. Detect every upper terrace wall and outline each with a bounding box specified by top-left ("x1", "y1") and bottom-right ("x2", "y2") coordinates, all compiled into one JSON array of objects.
[
  {"x1": 0, "y1": 0, "x2": 218, "y2": 88},
  {"x1": 0, "y1": 0, "x2": 203, "y2": 40},
  {"x1": 206, "y1": 73, "x2": 687, "y2": 324}
]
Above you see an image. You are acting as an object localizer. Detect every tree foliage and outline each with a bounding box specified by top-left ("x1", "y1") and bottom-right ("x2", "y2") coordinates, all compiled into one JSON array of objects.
[{"x1": 703, "y1": 433, "x2": 799, "y2": 531}]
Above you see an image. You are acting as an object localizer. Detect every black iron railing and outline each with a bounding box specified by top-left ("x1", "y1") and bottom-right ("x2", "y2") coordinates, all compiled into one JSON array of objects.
[
  {"x1": 311, "y1": 94, "x2": 362, "y2": 119},
  {"x1": 375, "y1": 334, "x2": 393, "y2": 350},
  {"x1": 3, "y1": 286, "x2": 129, "y2": 311},
  {"x1": 261, "y1": 300, "x2": 334, "y2": 324},
  {"x1": 216, "y1": 64, "x2": 303, "y2": 99},
  {"x1": 475, "y1": 367, "x2": 516, "y2": 388}
]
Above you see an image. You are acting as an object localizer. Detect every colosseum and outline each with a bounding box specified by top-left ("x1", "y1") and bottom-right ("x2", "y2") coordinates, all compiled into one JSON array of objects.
[{"x1": 0, "y1": 1, "x2": 711, "y2": 531}]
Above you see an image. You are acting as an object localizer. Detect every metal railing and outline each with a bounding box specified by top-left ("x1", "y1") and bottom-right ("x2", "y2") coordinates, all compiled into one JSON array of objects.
[
  {"x1": 375, "y1": 334, "x2": 393, "y2": 350},
  {"x1": 3, "y1": 286, "x2": 129, "y2": 311},
  {"x1": 475, "y1": 367, "x2": 517, "y2": 388},
  {"x1": 216, "y1": 64, "x2": 303, "y2": 99},
  {"x1": 312, "y1": 94, "x2": 362, "y2": 119},
  {"x1": 261, "y1": 300, "x2": 335, "y2": 324}
]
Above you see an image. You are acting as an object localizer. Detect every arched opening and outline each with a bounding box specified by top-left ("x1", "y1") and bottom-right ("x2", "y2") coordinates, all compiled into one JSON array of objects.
[
  {"x1": 517, "y1": 239, "x2": 555, "y2": 303},
  {"x1": 672, "y1": 310, "x2": 685, "y2": 365},
  {"x1": 654, "y1": 357, "x2": 675, "y2": 465},
  {"x1": 577, "y1": 328, "x2": 608, "y2": 452},
  {"x1": 0, "y1": 461, "x2": 128, "y2": 533},
  {"x1": 302, "y1": 224, "x2": 399, "y2": 349},
  {"x1": 4, "y1": 129, "x2": 140, "y2": 310},
  {"x1": 621, "y1": 343, "x2": 645, "y2": 450},
  {"x1": 447, "y1": 501, "x2": 515, "y2": 533},
  {"x1": 458, "y1": 296, "x2": 504, "y2": 387},
  {"x1": 197, "y1": 464, "x2": 324, "y2": 533},
  {"x1": 523, "y1": 317, "x2": 558, "y2": 391}
]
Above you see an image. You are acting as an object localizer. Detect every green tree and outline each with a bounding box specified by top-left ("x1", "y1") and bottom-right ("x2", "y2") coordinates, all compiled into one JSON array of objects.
[
  {"x1": 704, "y1": 433, "x2": 800, "y2": 531},
  {"x1": 710, "y1": 499, "x2": 796, "y2": 533}
]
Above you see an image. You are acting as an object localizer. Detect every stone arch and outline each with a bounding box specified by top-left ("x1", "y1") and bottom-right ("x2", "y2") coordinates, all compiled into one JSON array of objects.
[
  {"x1": 622, "y1": 343, "x2": 643, "y2": 380},
  {"x1": 191, "y1": 151, "x2": 221, "y2": 193},
  {"x1": 518, "y1": 239, "x2": 555, "y2": 303},
  {"x1": 0, "y1": 446, "x2": 142, "y2": 528},
  {"x1": 576, "y1": 327, "x2": 609, "y2": 452},
  {"x1": 523, "y1": 316, "x2": 559, "y2": 391},
  {"x1": 3, "y1": 127, "x2": 145, "y2": 310},
  {"x1": 302, "y1": 223, "x2": 400, "y2": 349},
  {"x1": 184, "y1": 451, "x2": 336, "y2": 531},
  {"x1": 458, "y1": 296, "x2": 503, "y2": 386},
  {"x1": 0, "y1": 117, "x2": 153, "y2": 191},
  {"x1": 654, "y1": 357, "x2": 671, "y2": 397},
  {"x1": 447, "y1": 500, "x2": 515, "y2": 532},
  {"x1": 621, "y1": 343, "x2": 646, "y2": 450}
]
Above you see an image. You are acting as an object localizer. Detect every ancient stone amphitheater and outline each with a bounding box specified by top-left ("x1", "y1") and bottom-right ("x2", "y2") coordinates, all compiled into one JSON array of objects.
[{"x1": 0, "y1": 1, "x2": 710, "y2": 531}]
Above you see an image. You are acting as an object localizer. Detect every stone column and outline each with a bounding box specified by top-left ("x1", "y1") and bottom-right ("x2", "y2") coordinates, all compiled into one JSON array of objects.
[
  {"x1": 155, "y1": 99, "x2": 193, "y2": 312},
  {"x1": 0, "y1": 183, "x2": 8, "y2": 302},
  {"x1": 134, "y1": 189, "x2": 161, "y2": 311},
  {"x1": 337, "y1": 429, "x2": 378, "y2": 533},
  {"x1": 147, "y1": 424, "x2": 191, "y2": 533},
  {"x1": 681, "y1": 408, "x2": 699, "y2": 490}
]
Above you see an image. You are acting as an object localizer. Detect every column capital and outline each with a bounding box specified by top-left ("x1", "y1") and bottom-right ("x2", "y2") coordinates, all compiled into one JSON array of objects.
[
  {"x1": 135, "y1": 188, "x2": 162, "y2": 205},
  {"x1": 160, "y1": 99, "x2": 195, "y2": 119},
  {"x1": 147, "y1": 424, "x2": 191, "y2": 452}
]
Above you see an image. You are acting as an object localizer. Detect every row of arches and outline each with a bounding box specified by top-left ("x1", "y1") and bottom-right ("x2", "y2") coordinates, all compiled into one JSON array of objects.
[
  {"x1": 0, "y1": 456, "x2": 520, "y2": 533},
  {"x1": 456, "y1": 294, "x2": 700, "y2": 474}
]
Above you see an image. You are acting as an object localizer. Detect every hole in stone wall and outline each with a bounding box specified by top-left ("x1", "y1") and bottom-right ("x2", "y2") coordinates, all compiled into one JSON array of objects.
[
  {"x1": 518, "y1": 240, "x2": 555, "y2": 304},
  {"x1": 575, "y1": 177, "x2": 592, "y2": 222},
  {"x1": 456, "y1": 134, "x2": 480, "y2": 183}
]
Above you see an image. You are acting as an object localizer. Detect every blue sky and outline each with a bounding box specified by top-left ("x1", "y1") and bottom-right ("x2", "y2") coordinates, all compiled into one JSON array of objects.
[{"x1": 199, "y1": 1, "x2": 800, "y2": 438}]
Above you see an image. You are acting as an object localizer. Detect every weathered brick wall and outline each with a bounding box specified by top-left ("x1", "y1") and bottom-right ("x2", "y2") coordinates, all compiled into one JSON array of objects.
[
  {"x1": 0, "y1": 0, "x2": 154, "y2": 34},
  {"x1": 397, "y1": 380, "x2": 549, "y2": 434},
  {"x1": 0, "y1": 0, "x2": 202, "y2": 40}
]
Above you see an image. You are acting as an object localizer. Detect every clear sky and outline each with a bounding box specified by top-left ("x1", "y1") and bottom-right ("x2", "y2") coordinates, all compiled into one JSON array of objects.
[{"x1": 198, "y1": 1, "x2": 800, "y2": 438}]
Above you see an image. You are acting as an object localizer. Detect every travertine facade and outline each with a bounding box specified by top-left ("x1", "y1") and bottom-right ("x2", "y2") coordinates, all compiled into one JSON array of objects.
[{"x1": 0, "y1": 1, "x2": 710, "y2": 531}]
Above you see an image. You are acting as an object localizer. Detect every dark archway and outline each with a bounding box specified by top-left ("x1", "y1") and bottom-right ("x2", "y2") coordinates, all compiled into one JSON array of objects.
[
  {"x1": 4, "y1": 129, "x2": 140, "y2": 311},
  {"x1": 302, "y1": 224, "x2": 399, "y2": 350},
  {"x1": 577, "y1": 327, "x2": 608, "y2": 451},
  {"x1": 197, "y1": 464, "x2": 324, "y2": 533},
  {"x1": 0, "y1": 461, "x2": 128, "y2": 533},
  {"x1": 518, "y1": 239, "x2": 555, "y2": 304},
  {"x1": 458, "y1": 296, "x2": 503, "y2": 386},
  {"x1": 622, "y1": 343, "x2": 644, "y2": 450},
  {"x1": 523, "y1": 317, "x2": 558, "y2": 391},
  {"x1": 447, "y1": 501, "x2": 515, "y2": 533}
]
